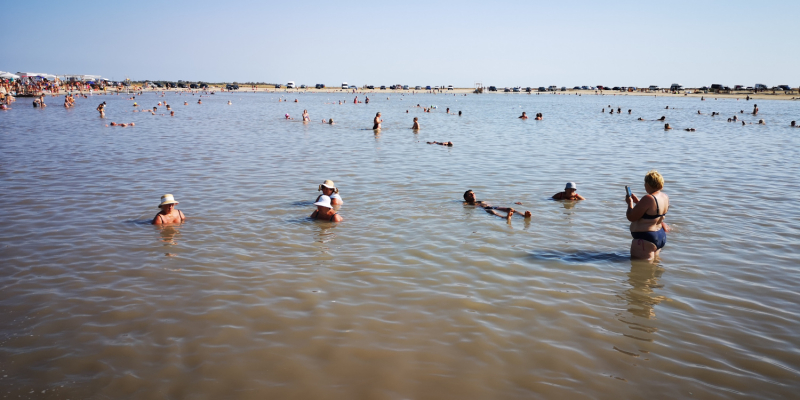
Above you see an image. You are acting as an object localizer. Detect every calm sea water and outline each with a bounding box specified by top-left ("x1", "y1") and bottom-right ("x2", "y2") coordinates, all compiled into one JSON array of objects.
[{"x1": 1, "y1": 90, "x2": 798, "y2": 399}]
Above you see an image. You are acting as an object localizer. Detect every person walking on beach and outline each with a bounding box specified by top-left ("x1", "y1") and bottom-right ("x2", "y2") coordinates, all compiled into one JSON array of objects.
[
  {"x1": 625, "y1": 170, "x2": 670, "y2": 260},
  {"x1": 552, "y1": 182, "x2": 585, "y2": 200},
  {"x1": 310, "y1": 195, "x2": 343, "y2": 222},
  {"x1": 152, "y1": 194, "x2": 186, "y2": 225},
  {"x1": 463, "y1": 190, "x2": 531, "y2": 219},
  {"x1": 373, "y1": 112, "x2": 383, "y2": 130}
]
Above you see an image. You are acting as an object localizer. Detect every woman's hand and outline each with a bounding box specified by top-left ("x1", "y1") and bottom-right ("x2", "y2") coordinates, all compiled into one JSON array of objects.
[
  {"x1": 626, "y1": 195, "x2": 634, "y2": 208},
  {"x1": 631, "y1": 193, "x2": 640, "y2": 203}
]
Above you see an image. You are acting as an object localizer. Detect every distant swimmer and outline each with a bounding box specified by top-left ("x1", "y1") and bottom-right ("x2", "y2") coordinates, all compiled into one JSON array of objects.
[
  {"x1": 0, "y1": 104, "x2": 10, "y2": 110},
  {"x1": 792, "y1": 121, "x2": 797, "y2": 127},
  {"x1": 463, "y1": 190, "x2": 531, "y2": 219},
  {"x1": 197, "y1": 100, "x2": 202, "y2": 104},
  {"x1": 373, "y1": 112, "x2": 382, "y2": 130},
  {"x1": 535, "y1": 113, "x2": 543, "y2": 120},
  {"x1": 657, "y1": 116, "x2": 666, "y2": 121},
  {"x1": 152, "y1": 194, "x2": 186, "y2": 225},
  {"x1": 519, "y1": 112, "x2": 528, "y2": 119},
  {"x1": 302, "y1": 110, "x2": 310, "y2": 122},
  {"x1": 628, "y1": 109, "x2": 632, "y2": 114},
  {"x1": 626, "y1": 170, "x2": 670, "y2": 260},
  {"x1": 752, "y1": 104, "x2": 759, "y2": 115},
  {"x1": 698, "y1": 110, "x2": 702, "y2": 114},
  {"x1": 552, "y1": 182, "x2": 586, "y2": 200},
  {"x1": 458, "y1": 111, "x2": 462, "y2": 116},
  {"x1": 684, "y1": 128, "x2": 696, "y2": 131},
  {"x1": 227, "y1": 101, "x2": 232, "y2": 105},
  {"x1": 664, "y1": 123, "x2": 672, "y2": 130},
  {"x1": 365, "y1": 97, "x2": 370, "y2": 104},
  {"x1": 170, "y1": 111, "x2": 175, "y2": 116},
  {"x1": 310, "y1": 195, "x2": 343, "y2": 222},
  {"x1": 315, "y1": 180, "x2": 343, "y2": 206},
  {"x1": 166, "y1": 105, "x2": 171, "y2": 110},
  {"x1": 294, "y1": 99, "x2": 298, "y2": 103},
  {"x1": 758, "y1": 119, "x2": 766, "y2": 125},
  {"x1": 184, "y1": 102, "x2": 188, "y2": 105},
  {"x1": 285, "y1": 113, "x2": 293, "y2": 120},
  {"x1": 412, "y1": 117, "x2": 420, "y2": 130},
  {"x1": 97, "y1": 103, "x2": 105, "y2": 118},
  {"x1": 354, "y1": 96, "x2": 358, "y2": 104},
  {"x1": 427, "y1": 141, "x2": 453, "y2": 146}
]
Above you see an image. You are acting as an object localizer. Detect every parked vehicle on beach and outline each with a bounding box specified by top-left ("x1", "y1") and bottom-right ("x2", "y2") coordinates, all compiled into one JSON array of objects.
[
  {"x1": 596, "y1": 86, "x2": 605, "y2": 90},
  {"x1": 341, "y1": 82, "x2": 348, "y2": 89},
  {"x1": 425, "y1": 86, "x2": 431, "y2": 90},
  {"x1": 548, "y1": 86, "x2": 557, "y2": 91},
  {"x1": 403, "y1": 85, "x2": 409, "y2": 90},
  {"x1": 366, "y1": 85, "x2": 374, "y2": 89},
  {"x1": 177, "y1": 83, "x2": 187, "y2": 88},
  {"x1": 710, "y1": 84, "x2": 725, "y2": 91},
  {"x1": 190, "y1": 83, "x2": 199, "y2": 89},
  {"x1": 512, "y1": 87, "x2": 520, "y2": 92},
  {"x1": 504, "y1": 87, "x2": 511, "y2": 92},
  {"x1": 226, "y1": 84, "x2": 239, "y2": 90},
  {"x1": 488, "y1": 86, "x2": 496, "y2": 91},
  {"x1": 573, "y1": 86, "x2": 581, "y2": 90},
  {"x1": 778, "y1": 85, "x2": 791, "y2": 90},
  {"x1": 754, "y1": 83, "x2": 767, "y2": 90},
  {"x1": 414, "y1": 86, "x2": 421, "y2": 90},
  {"x1": 561, "y1": 87, "x2": 567, "y2": 91},
  {"x1": 380, "y1": 85, "x2": 386, "y2": 90},
  {"x1": 648, "y1": 85, "x2": 659, "y2": 91},
  {"x1": 734, "y1": 85, "x2": 744, "y2": 90},
  {"x1": 287, "y1": 81, "x2": 295, "y2": 89},
  {"x1": 300, "y1": 84, "x2": 306, "y2": 89},
  {"x1": 447, "y1": 85, "x2": 454, "y2": 90},
  {"x1": 699, "y1": 86, "x2": 709, "y2": 90},
  {"x1": 274, "y1": 84, "x2": 282, "y2": 89},
  {"x1": 670, "y1": 83, "x2": 682, "y2": 91},
  {"x1": 612, "y1": 87, "x2": 621, "y2": 91},
  {"x1": 538, "y1": 87, "x2": 546, "y2": 92},
  {"x1": 315, "y1": 84, "x2": 325, "y2": 89},
  {"x1": 526, "y1": 87, "x2": 532, "y2": 92}
]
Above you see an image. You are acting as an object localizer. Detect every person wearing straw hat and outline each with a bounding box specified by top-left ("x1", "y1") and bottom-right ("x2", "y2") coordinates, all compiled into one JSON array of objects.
[
  {"x1": 552, "y1": 182, "x2": 586, "y2": 200},
  {"x1": 152, "y1": 194, "x2": 186, "y2": 225},
  {"x1": 315, "y1": 180, "x2": 343, "y2": 205},
  {"x1": 310, "y1": 195, "x2": 343, "y2": 222}
]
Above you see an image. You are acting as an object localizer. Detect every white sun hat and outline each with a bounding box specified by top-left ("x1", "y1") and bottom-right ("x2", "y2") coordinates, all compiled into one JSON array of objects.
[
  {"x1": 313, "y1": 195, "x2": 332, "y2": 208},
  {"x1": 565, "y1": 182, "x2": 577, "y2": 190},
  {"x1": 158, "y1": 194, "x2": 179, "y2": 208}
]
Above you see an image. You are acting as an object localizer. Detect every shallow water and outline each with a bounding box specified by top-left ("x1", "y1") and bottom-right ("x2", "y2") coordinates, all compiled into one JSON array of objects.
[{"x1": 1, "y1": 90, "x2": 799, "y2": 399}]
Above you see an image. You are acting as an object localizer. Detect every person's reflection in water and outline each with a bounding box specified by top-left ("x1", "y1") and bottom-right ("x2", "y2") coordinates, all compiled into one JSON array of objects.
[
  {"x1": 158, "y1": 225, "x2": 181, "y2": 246},
  {"x1": 622, "y1": 261, "x2": 667, "y2": 320}
]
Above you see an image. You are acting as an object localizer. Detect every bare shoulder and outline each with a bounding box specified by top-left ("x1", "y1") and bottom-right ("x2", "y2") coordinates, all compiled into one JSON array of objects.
[
  {"x1": 333, "y1": 214, "x2": 343, "y2": 222},
  {"x1": 152, "y1": 213, "x2": 163, "y2": 225}
]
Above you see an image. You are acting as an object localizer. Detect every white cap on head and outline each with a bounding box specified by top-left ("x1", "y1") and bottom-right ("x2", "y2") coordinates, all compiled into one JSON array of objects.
[
  {"x1": 314, "y1": 195, "x2": 332, "y2": 208},
  {"x1": 565, "y1": 182, "x2": 577, "y2": 190}
]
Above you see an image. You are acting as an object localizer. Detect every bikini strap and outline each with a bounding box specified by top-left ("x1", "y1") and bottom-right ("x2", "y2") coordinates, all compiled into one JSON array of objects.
[
  {"x1": 178, "y1": 210, "x2": 185, "y2": 220},
  {"x1": 652, "y1": 195, "x2": 660, "y2": 216},
  {"x1": 330, "y1": 213, "x2": 337, "y2": 221},
  {"x1": 158, "y1": 214, "x2": 165, "y2": 224}
]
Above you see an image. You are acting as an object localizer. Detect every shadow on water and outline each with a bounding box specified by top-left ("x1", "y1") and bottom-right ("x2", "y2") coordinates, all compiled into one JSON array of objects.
[{"x1": 528, "y1": 250, "x2": 630, "y2": 264}]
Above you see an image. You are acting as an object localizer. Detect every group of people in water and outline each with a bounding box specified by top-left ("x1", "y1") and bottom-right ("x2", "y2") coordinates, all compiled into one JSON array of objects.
[{"x1": 154, "y1": 171, "x2": 671, "y2": 260}]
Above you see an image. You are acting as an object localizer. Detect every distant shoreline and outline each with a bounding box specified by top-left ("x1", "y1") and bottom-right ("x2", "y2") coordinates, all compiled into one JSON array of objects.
[{"x1": 116, "y1": 86, "x2": 800, "y2": 101}]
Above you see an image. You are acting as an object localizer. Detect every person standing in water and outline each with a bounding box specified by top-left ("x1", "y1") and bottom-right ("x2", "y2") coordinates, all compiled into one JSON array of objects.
[
  {"x1": 310, "y1": 195, "x2": 343, "y2": 222},
  {"x1": 626, "y1": 170, "x2": 670, "y2": 260},
  {"x1": 412, "y1": 117, "x2": 420, "y2": 130},
  {"x1": 96, "y1": 103, "x2": 105, "y2": 118},
  {"x1": 552, "y1": 182, "x2": 586, "y2": 200},
  {"x1": 152, "y1": 194, "x2": 186, "y2": 225},
  {"x1": 302, "y1": 110, "x2": 310, "y2": 121},
  {"x1": 373, "y1": 112, "x2": 382, "y2": 130}
]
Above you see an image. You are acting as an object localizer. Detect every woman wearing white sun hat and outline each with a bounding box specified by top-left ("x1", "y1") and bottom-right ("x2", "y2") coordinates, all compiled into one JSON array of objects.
[
  {"x1": 310, "y1": 195, "x2": 343, "y2": 222},
  {"x1": 552, "y1": 182, "x2": 586, "y2": 201},
  {"x1": 315, "y1": 180, "x2": 343, "y2": 205},
  {"x1": 152, "y1": 194, "x2": 186, "y2": 225}
]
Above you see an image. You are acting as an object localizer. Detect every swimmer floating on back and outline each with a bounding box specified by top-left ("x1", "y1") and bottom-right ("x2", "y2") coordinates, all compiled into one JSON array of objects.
[{"x1": 464, "y1": 190, "x2": 531, "y2": 219}]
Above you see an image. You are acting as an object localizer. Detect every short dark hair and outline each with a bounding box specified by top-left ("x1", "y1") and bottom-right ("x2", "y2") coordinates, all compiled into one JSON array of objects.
[{"x1": 463, "y1": 190, "x2": 474, "y2": 200}]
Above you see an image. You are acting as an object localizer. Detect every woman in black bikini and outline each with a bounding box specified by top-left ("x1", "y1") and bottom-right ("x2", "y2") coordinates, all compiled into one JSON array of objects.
[
  {"x1": 626, "y1": 170, "x2": 670, "y2": 260},
  {"x1": 310, "y1": 195, "x2": 343, "y2": 222},
  {"x1": 152, "y1": 194, "x2": 186, "y2": 225}
]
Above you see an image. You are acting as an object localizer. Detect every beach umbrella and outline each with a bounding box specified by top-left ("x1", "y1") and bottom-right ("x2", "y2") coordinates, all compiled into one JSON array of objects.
[{"x1": 0, "y1": 72, "x2": 19, "y2": 79}]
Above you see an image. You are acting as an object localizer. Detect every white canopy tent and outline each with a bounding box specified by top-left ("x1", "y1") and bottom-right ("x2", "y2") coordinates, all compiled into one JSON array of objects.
[{"x1": 0, "y1": 72, "x2": 20, "y2": 79}]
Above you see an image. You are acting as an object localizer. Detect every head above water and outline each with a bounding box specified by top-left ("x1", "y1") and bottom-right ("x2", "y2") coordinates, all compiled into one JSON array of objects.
[
  {"x1": 318, "y1": 180, "x2": 339, "y2": 194},
  {"x1": 464, "y1": 190, "x2": 476, "y2": 201},
  {"x1": 565, "y1": 182, "x2": 577, "y2": 191},
  {"x1": 644, "y1": 170, "x2": 664, "y2": 192},
  {"x1": 158, "y1": 194, "x2": 179, "y2": 209},
  {"x1": 314, "y1": 195, "x2": 333, "y2": 209}
]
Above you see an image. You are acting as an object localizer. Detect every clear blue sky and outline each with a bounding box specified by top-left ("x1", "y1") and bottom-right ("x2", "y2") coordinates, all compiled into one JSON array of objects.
[{"x1": 3, "y1": 0, "x2": 798, "y2": 87}]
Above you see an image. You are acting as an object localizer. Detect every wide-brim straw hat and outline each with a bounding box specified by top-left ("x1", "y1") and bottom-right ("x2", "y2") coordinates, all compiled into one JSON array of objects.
[
  {"x1": 158, "y1": 194, "x2": 179, "y2": 208},
  {"x1": 318, "y1": 180, "x2": 338, "y2": 192}
]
